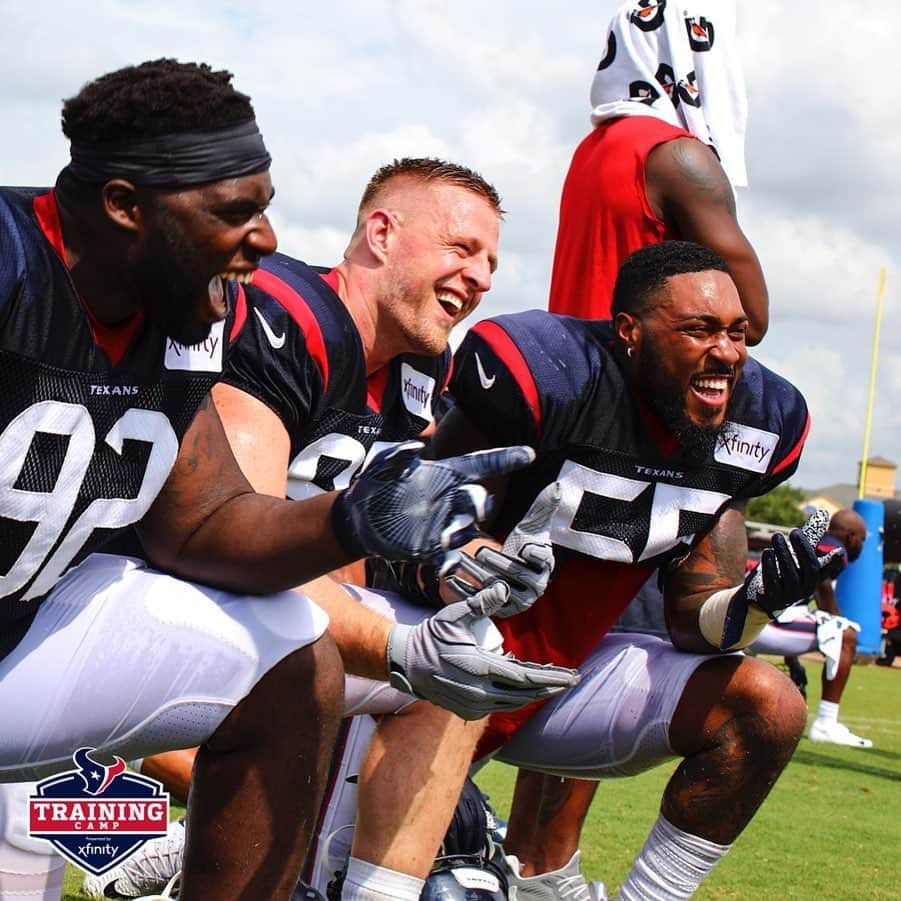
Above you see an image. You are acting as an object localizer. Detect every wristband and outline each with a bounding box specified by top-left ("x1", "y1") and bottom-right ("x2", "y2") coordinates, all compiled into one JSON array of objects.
[
  {"x1": 699, "y1": 586, "x2": 771, "y2": 651},
  {"x1": 386, "y1": 623, "x2": 414, "y2": 692}
]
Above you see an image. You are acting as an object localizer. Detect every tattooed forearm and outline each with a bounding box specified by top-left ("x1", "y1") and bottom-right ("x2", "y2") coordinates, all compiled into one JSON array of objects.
[
  {"x1": 167, "y1": 394, "x2": 238, "y2": 511},
  {"x1": 139, "y1": 393, "x2": 253, "y2": 565},
  {"x1": 667, "y1": 507, "x2": 748, "y2": 602},
  {"x1": 664, "y1": 507, "x2": 751, "y2": 649},
  {"x1": 706, "y1": 508, "x2": 749, "y2": 584}
]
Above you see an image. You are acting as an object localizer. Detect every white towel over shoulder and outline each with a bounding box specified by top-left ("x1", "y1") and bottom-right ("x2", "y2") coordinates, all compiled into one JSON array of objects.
[
  {"x1": 589, "y1": 0, "x2": 748, "y2": 187},
  {"x1": 814, "y1": 610, "x2": 861, "y2": 681}
]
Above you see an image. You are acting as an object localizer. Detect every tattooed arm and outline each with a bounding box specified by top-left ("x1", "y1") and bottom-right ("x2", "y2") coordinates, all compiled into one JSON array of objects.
[
  {"x1": 138, "y1": 392, "x2": 351, "y2": 593},
  {"x1": 645, "y1": 137, "x2": 768, "y2": 345},
  {"x1": 663, "y1": 502, "x2": 750, "y2": 653}
]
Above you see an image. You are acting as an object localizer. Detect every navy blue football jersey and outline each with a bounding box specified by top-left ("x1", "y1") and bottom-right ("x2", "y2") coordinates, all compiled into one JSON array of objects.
[
  {"x1": 817, "y1": 532, "x2": 847, "y2": 583},
  {"x1": 0, "y1": 188, "x2": 236, "y2": 657},
  {"x1": 222, "y1": 253, "x2": 451, "y2": 499},
  {"x1": 450, "y1": 311, "x2": 810, "y2": 754},
  {"x1": 454, "y1": 312, "x2": 809, "y2": 568}
]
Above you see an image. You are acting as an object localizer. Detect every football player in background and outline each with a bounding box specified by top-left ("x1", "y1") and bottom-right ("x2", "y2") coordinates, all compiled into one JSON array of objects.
[
  {"x1": 549, "y1": 0, "x2": 768, "y2": 343},
  {"x1": 750, "y1": 508, "x2": 872, "y2": 749}
]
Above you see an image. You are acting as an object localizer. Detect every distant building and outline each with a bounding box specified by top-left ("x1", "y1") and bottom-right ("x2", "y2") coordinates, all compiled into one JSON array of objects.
[
  {"x1": 802, "y1": 457, "x2": 900, "y2": 517},
  {"x1": 803, "y1": 484, "x2": 857, "y2": 518},
  {"x1": 858, "y1": 456, "x2": 897, "y2": 499}
]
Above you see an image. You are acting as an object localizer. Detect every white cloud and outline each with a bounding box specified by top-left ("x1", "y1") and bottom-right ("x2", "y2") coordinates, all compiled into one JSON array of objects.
[{"x1": 6, "y1": 0, "x2": 900, "y2": 490}]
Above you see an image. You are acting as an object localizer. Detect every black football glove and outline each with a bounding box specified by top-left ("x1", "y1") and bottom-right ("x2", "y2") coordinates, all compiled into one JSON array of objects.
[{"x1": 720, "y1": 509, "x2": 841, "y2": 648}]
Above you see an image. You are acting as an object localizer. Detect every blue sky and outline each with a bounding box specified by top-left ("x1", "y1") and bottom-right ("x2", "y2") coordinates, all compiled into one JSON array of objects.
[{"x1": 6, "y1": 0, "x2": 900, "y2": 489}]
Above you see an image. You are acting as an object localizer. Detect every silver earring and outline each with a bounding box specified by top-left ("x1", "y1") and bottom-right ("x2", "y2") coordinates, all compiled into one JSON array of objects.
[{"x1": 627, "y1": 346, "x2": 633, "y2": 359}]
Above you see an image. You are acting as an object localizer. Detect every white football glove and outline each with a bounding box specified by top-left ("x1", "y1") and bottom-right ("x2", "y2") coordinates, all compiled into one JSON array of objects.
[
  {"x1": 446, "y1": 483, "x2": 561, "y2": 618},
  {"x1": 386, "y1": 579, "x2": 579, "y2": 720}
]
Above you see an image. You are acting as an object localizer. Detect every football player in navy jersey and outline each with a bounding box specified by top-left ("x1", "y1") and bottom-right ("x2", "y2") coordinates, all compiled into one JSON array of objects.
[
  {"x1": 217, "y1": 161, "x2": 563, "y2": 901},
  {"x1": 750, "y1": 508, "x2": 872, "y2": 749},
  {"x1": 0, "y1": 63, "x2": 558, "y2": 901},
  {"x1": 216, "y1": 160, "x2": 573, "y2": 901},
  {"x1": 84, "y1": 158, "x2": 577, "y2": 901},
  {"x1": 285, "y1": 241, "x2": 831, "y2": 901},
  {"x1": 422, "y1": 241, "x2": 832, "y2": 899}
]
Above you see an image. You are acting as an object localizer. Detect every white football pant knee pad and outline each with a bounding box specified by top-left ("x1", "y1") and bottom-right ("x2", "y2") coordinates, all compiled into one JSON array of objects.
[{"x1": 0, "y1": 781, "x2": 66, "y2": 901}]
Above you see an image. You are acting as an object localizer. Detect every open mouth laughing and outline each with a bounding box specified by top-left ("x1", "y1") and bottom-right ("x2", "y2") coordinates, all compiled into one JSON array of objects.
[
  {"x1": 208, "y1": 270, "x2": 256, "y2": 320},
  {"x1": 436, "y1": 288, "x2": 466, "y2": 318},
  {"x1": 690, "y1": 371, "x2": 734, "y2": 409}
]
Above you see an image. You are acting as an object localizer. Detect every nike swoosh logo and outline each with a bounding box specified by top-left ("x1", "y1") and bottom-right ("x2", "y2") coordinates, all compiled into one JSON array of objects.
[
  {"x1": 475, "y1": 352, "x2": 496, "y2": 389},
  {"x1": 253, "y1": 306, "x2": 286, "y2": 349}
]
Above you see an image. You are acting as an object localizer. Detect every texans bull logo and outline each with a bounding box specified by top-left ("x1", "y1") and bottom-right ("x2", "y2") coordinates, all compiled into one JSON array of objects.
[
  {"x1": 685, "y1": 15, "x2": 715, "y2": 52},
  {"x1": 74, "y1": 747, "x2": 127, "y2": 796},
  {"x1": 630, "y1": 0, "x2": 666, "y2": 32}
]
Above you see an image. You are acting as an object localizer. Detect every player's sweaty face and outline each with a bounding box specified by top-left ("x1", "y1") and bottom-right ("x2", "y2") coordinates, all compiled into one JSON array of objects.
[
  {"x1": 131, "y1": 172, "x2": 277, "y2": 345},
  {"x1": 382, "y1": 184, "x2": 499, "y2": 356},
  {"x1": 639, "y1": 270, "x2": 748, "y2": 431}
]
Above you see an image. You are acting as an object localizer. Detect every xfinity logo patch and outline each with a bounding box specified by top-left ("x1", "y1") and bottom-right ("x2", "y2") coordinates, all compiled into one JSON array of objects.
[
  {"x1": 164, "y1": 320, "x2": 225, "y2": 372},
  {"x1": 400, "y1": 363, "x2": 435, "y2": 419},
  {"x1": 715, "y1": 422, "x2": 779, "y2": 473}
]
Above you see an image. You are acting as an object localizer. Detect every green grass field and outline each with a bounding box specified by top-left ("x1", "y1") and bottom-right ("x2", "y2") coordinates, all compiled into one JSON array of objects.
[{"x1": 62, "y1": 657, "x2": 900, "y2": 900}]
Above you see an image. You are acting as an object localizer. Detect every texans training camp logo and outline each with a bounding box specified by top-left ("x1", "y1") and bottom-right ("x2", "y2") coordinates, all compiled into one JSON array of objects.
[
  {"x1": 630, "y1": 0, "x2": 666, "y2": 32},
  {"x1": 28, "y1": 748, "x2": 169, "y2": 876},
  {"x1": 685, "y1": 16, "x2": 715, "y2": 52}
]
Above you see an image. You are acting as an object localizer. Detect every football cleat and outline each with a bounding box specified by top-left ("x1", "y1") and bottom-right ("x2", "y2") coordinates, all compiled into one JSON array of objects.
[
  {"x1": 82, "y1": 819, "x2": 184, "y2": 898},
  {"x1": 501, "y1": 849, "x2": 606, "y2": 901},
  {"x1": 808, "y1": 719, "x2": 873, "y2": 749}
]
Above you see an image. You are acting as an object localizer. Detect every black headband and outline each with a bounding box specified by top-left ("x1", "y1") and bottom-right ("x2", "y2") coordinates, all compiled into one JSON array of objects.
[{"x1": 67, "y1": 119, "x2": 271, "y2": 187}]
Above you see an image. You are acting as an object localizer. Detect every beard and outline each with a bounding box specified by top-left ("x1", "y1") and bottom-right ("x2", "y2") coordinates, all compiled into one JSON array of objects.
[
  {"x1": 129, "y1": 212, "x2": 216, "y2": 346},
  {"x1": 636, "y1": 339, "x2": 738, "y2": 465},
  {"x1": 382, "y1": 264, "x2": 451, "y2": 358}
]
